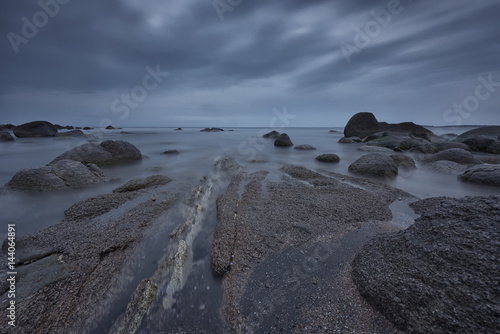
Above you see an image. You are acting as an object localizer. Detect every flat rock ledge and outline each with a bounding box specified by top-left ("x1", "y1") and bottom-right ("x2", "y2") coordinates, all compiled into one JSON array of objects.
[{"x1": 352, "y1": 195, "x2": 500, "y2": 334}]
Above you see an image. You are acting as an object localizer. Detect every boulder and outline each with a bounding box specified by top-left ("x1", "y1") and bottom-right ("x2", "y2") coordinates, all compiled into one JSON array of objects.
[
  {"x1": 0, "y1": 131, "x2": 14, "y2": 142},
  {"x1": 83, "y1": 127, "x2": 94, "y2": 130},
  {"x1": 348, "y1": 153, "x2": 398, "y2": 178},
  {"x1": 344, "y1": 112, "x2": 382, "y2": 139},
  {"x1": 105, "y1": 125, "x2": 116, "y2": 130},
  {"x1": 458, "y1": 165, "x2": 500, "y2": 186},
  {"x1": 315, "y1": 154, "x2": 340, "y2": 163},
  {"x1": 486, "y1": 141, "x2": 500, "y2": 154},
  {"x1": 423, "y1": 148, "x2": 481, "y2": 165},
  {"x1": 175, "y1": 128, "x2": 183, "y2": 131},
  {"x1": 461, "y1": 135, "x2": 496, "y2": 152},
  {"x1": 456, "y1": 126, "x2": 500, "y2": 141},
  {"x1": 0, "y1": 124, "x2": 15, "y2": 131},
  {"x1": 13, "y1": 121, "x2": 58, "y2": 138},
  {"x1": 365, "y1": 135, "x2": 410, "y2": 151},
  {"x1": 390, "y1": 154, "x2": 416, "y2": 169},
  {"x1": 338, "y1": 136, "x2": 362, "y2": 143},
  {"x1": 274, "y1": 133, "x2": 293, "y2": 147},
  {"x1": 344, "y1": 112, "x2": 433, "y2": 139},
  {"x1": 56, "y1": 130, "x2": 86, "y2": 137},
  {"x1": 294, "y1": 144, "x2": 316, "y2": 150},
  {"x1": 435, "y1": 141, "x2": 470, "y2": 152},
  {"x1": 51, "y1": 140, "x2": 142, "y2": 166},
  {"x1": 6, "y1": 159, "x2": 105, "y2": 191},
  {"x1": 352, "y1": 195, "x2": 500, "y2": 334},
  {"x1": 263, "y1": 130, "x2": 280, "y2": 138},
  {"x1": 200, "y1": 128, "x2": 224, "y2": 132},
  {"x1": 359, "y1": 145, "x2": 394, "y2": 153}
]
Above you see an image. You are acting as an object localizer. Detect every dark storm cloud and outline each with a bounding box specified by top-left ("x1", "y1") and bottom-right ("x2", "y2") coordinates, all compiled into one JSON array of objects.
[{"x1": 0, "y1": 0, "x2": 499, "y2": 126}]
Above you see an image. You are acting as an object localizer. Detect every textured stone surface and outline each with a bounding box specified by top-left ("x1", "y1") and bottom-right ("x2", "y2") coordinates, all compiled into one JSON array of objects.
[{"x1": 348, "y1": 153, "x2": 399, "y2": 178}]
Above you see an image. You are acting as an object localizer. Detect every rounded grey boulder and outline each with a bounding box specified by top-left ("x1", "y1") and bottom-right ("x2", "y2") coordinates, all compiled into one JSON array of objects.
[
  {"x1": 423, "y1": 148, "x2": 481, "y2": 165},
  {"x1": 263, "y1": 130, "x2": 280, "y2": 138},
  {"x1": 13, "y1": 121, "x2": 58, "y2": 138},
  {"x1": 458, "y1": 164, "x2": 500, "y2": 186},
  {"x1": 51, "y1": 140, "x2": 142, "y2": 166},
  {"x1": 461, "y1": 135, "x2": 496, "y2": 152},
  {"x1": 390, "y1": 154, "x2": 416, "y2": 169},
  {"x1": 348, "y1": 153, "x2": 398, "y2": 178},
  {"x1": 315, "y1": 154, "x2": 340, "y2": 162},
  {"x1": 294, "y1": 144, "x2": 316, "y2": 150},
  {"x1": 274, "y1": 133, "x2": 293, "y2": 147},
  {"x1": 0, "y1": 131, "x2": 14, "y2": 142},
  {"x1": 6, "y1": 159, "x2": 105, "y2": 191}
]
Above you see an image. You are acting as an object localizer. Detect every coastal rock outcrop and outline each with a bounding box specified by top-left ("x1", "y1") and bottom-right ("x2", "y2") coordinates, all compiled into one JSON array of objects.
[
  {"x1": 51, "y1": 140, "x2": 142, "y2": 166},
  {"x1": 458, "y1": 164, "x2": 500, "y2": 186},
  {"x1": 274, "y1": 133, "x2": 293, "y2": 147},
  {"x1": 486, "y1": 141, "x2": 500, "y2": 154},
  {"x1": 0, "y1": 131, "x2": 14, "y2": 142},
  {"x1": 461, "y1": 135, "x2": 495, "y2": 152},
  {"x1": 315, "y1": 154, "x2": 340, "y2": 162},
  {"x1": 352, "y1": 195, "x2": 500, "y2": 334},
  {"x1": 200, "y1": 127, "x2": 224, "y2": 132},
  {"x1": 6, "y1": 159, "x2": 105, "y2": 191},
  {"x1": 13, "y1": 121, "x2": 58, "y2": 138},
  {"x1": 344, "y1": 112, "x2": 432, "y2": 140},
  {"x1": 348, "y1": 153, "x2": 398, "y2": 178},
  {"x1": 423, "y1": 148, "x2": 481, "y2": 165}
]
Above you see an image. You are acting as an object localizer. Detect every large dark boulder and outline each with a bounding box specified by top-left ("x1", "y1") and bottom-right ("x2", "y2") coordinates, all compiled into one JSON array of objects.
[
  {"x1": 435, "y1": 141, "x2": 470, "y2": 152},
  {"x1": 344, "y1": 112, "x2": 382, "y2": 139},
  {"x1": 274, "y1": 133, "x2": 293, "y2": 147},
  {"x1": 13, "y1": 121, "x2": 58, "y2": 138},
  {"x1": 461, "y1": 135, "x2": 496, "y2": 152},
  {"x1": 352, "y1": 195, "x2": 500, "y2": 334},
  {"x1": 487, "y1": 141, "x2": 500, "y2": 154},
  {"x1": 50, "y1": 140, "x2": 142, "y2": 166},
  {"x1": 348, "y1": 153, "x2": 398, "y2": 178},
  {"x1": 344, "y1": 112, "x2": 433, "y2": 140},
  {"x1": 0, "y1": 132, "x2": 14, "y2": 142},
  {"x1": 459, "y1": 164, "x2": 500, "y2": 186},
  {"x1": 423, "y1": 148, "x2": 481, "y2": 165},
  {"x1": 0, "y1": 124, "x2": 15, "y2": 131},
  {"x1": 6, "y1": 159, "x2": 105, "y2": 191}
]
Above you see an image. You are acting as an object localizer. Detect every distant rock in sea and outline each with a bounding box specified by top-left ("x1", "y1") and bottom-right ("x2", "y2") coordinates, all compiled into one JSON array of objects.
[
  {"x1": 200, "y1": 127, "x2": 224, "y2": 132},
  {"x1": 83, "y1": 127, "x2": 94, "y2": 130},
  {"x1": 175, "y1": 128, "x2": 183, "y2": 131},
  {"x1": 51, "y1": 140, "x2": 142, "y2": 166},
  {"x1": 0, "y1": 124, "x2": 15, "y2": 131},
  {"x1": 162, "y1": 150, "x2": 179, "y2": 155},
  {"x1": 263, "y1": 130, "x2": 280, "y2": 138},
  {"x1": 13, "y1": 121, "x2": 58, "y2": 138},
  {"x1": 274, "y1": 133, "x2": 293, "y2": 147},
  {"x1": 56, "y1": 130, "x2": 86, "y2": 138},
  {"x1": 105, "y1": 125, "x2": 116, "y2": 130},
  {"x1": 294, "y1": 144, "x2": 316, "y2": 150},
  {"x1": 344, "y1": 112, "x2": 433, "y2": 140}
]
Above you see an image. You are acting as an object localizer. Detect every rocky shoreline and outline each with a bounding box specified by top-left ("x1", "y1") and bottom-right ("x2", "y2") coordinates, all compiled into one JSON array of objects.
[{"x1": 1, "y1": 115, "x2": 499, "y2": 333}]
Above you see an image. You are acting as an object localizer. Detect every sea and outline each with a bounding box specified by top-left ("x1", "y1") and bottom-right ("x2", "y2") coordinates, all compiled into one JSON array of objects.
[{"x1": 0, "y1": 126, "x2": 498, "y2": 332}]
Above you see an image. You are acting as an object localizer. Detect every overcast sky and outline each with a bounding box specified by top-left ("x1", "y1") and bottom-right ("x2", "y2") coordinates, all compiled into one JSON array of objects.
[{"x1": 1, "y1": 0, "x2": 499, "y2": 128}]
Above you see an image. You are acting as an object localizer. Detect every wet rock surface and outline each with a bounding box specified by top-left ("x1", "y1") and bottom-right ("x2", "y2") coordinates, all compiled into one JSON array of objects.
[
  {"x1": 348, "y1": 153, "x2": 399, "y2": 178},
  {"x1": 13, "y1": 121, "x2": 58, "y2": 138},
  {"x1": 274, "y1": 133, "x2": 293, "y2": 147},
  {"x1": 294, "y1": 144, "x2": 316, "y2": 150},
  {"x1": 51, "y1": 140, "x2": 142, "y2": 166},
  {"x1": 423, "y1": 148, "x2": 481, "y2": 165},
  {"x1": 458, "y1": 164, "x2": 500, "y2": 186},
  {"x1": 315, "y1": 153, "x2": 340, "y2": 162},
  {"x1": 352, "y1": 195, "x2": 500, "y2": 334},
  {"x1": 390, "y1": 154, "x2": 416, "y2": 169},
  {"x1": 211, "y1": 158, "x2": 414, "y2": 333},
  {"x1": 6, "y1": 159, "x2": 106, "y2": 191}
]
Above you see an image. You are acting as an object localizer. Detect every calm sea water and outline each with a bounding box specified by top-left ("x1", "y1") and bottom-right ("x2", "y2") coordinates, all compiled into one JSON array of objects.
[{"x1": 1, "y1": 126, "x2": 499, "y2": 238}]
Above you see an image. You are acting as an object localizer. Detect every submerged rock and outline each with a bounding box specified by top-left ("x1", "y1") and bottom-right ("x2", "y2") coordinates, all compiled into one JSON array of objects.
[
  {"x1": 352, "y1": 195, "x2": 500, "y2": 334},
  {"x1": 51, "y1": 140, "x2": 142, "y2": 166},
  {"x1": 458, "y1": 164, "x2": 500, "y2": 186},
  {"x1": 13, "y1": 121, "x2": 58, "y2": 138},
  {"x1": 315, "y1": 154, "x2": 340, "y2": 162},
  {"x1": 274, "y1": 133, "x2": 293, "y2": 147},
  {"x1": 294, "y1": 144, "x2": 316, "y2": 150},
  {"x1": 348, "y1": 153, "x2": 398, "y2": 178},
  {"x1": 6, "y1": 159, "x2": 105, "y2": 191}
]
